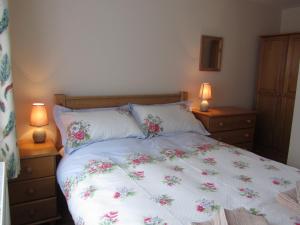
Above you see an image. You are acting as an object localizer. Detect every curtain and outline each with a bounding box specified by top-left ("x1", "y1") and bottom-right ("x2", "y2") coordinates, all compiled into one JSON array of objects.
[{"x1": 0, "y1": 0, "x2": 20, "y2": 179}]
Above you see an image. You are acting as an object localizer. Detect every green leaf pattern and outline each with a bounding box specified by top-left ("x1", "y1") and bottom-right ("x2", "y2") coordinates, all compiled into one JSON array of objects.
[{"x1": 0, "y1": 3, "x2": 20, "y2": 179}]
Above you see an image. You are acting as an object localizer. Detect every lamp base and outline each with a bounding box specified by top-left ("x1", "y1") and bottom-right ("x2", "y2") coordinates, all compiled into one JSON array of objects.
[
  {"x1": 33, "y1": 128, "x2": 46, "y2": 143},
  {"x1": 200, "y1": 100, "x2": 209, "y2": 112}
]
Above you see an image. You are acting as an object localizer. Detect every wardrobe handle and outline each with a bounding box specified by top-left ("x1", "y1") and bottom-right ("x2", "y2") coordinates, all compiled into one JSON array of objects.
[
  {"x1": 28, "y1": 209, "x2": 36, "y2": 218},
  {"x1": 26, "y1": 187, "x2": 36, "y2": 196},
  {"x1": 25, "y1": 167, "x2": 33, "y2": 174},
  {"x1": 218, "y1": 122, "x2": 224, "y2": 127}
]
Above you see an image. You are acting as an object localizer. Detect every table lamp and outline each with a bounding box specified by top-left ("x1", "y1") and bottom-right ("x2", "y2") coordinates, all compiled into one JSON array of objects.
[
  {"x1": 30, "y1": 103, "x2": 48, "y2": 143},
  {"x1": 199, "y1": 83, "x2": 212, "y2": 112}
]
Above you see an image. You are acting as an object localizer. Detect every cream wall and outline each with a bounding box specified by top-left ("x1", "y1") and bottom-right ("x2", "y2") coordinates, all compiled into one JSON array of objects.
[
  {"x1": 9, "y1": 0, "x2": 281, "y2": 141},
  {"x1": 280, "y1": 7, "x2": 300, "y2": 168},
  {"x1": 288, "y1": 67, "x2": 300, "y2": 168},
  {"x1": 281, "y1": 7, "x2": 300, "y2": 168},
  {"x1": 281, "y1": 7, "x2": 300, "y2": 33}
]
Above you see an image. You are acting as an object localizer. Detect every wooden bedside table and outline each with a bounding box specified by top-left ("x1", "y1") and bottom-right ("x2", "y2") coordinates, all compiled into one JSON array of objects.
[
  {"x1": 193, "y1": 107, "x2": 256, "y2": 151},
  {"x1": 9, "y1": 140, "x2": 61, "y2": 225}
]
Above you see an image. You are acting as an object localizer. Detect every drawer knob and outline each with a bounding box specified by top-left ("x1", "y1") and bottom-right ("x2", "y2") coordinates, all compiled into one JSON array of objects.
[
  {"x1": 27, "y1": 187, "x2": 36, "y2": 195},
  {"x1": 244, "y1": 133, "x2": 250, "y2": 138},
  {"x1": 25, "y1": 167, "x2": 33, "y2": 174},
  {"x1": 28, "y1": 209, "x2": 36, "y2": 218},
  {"x1": 218, "y1": 122, "x2": 224, "y2": 127},
  {"x1": 246, "y1": 119, "x2": 252, "y2": 124}
]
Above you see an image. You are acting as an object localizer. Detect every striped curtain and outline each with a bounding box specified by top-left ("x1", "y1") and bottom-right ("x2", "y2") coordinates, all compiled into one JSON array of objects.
[{"x1": 0, "y1": 0, "x2": 20, "y2": 179}]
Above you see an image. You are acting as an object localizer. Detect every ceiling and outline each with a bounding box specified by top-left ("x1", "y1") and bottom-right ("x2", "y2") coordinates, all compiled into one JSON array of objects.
[{"x1": 248, "y1": 0, "x2": 300, "y2": 9}]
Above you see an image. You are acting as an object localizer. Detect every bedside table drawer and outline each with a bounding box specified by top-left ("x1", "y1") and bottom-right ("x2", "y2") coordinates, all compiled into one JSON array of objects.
[
  {"x1": 209, "y1": 115, "x2": 256, "y2": 132},
  {"x1": 17, "y1": 156, "x2": 55, "y2": 181},
  {"x1": 9, "y1": 177, "x2": 56, "y2": 204},
  {"x1": 211, "y1": 128, "x2": 254, "y2": 144},
  {"x1": 11, "y1": 197, "x2": 57, "y2": 225}
]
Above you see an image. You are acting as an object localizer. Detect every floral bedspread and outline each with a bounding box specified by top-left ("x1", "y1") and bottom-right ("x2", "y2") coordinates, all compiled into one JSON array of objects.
[{"x1": 57, "y1": 133, "x2": 300, "y2": 225}]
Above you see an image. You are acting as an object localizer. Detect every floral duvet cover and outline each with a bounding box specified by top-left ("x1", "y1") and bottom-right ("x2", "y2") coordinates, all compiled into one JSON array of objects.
[{"x1": 57, "y1": 133, "x2": 300, "y2": 225}]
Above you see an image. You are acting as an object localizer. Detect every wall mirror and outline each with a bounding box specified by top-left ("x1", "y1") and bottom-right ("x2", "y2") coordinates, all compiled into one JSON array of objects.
[{"x1": 199, "y1": 35, "x2": 223, "y2": 71}]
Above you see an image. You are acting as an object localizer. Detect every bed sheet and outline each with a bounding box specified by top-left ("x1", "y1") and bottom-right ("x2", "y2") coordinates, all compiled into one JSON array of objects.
[{"x1": 57, "y1": 133, "x2": 300, "y2": 225}]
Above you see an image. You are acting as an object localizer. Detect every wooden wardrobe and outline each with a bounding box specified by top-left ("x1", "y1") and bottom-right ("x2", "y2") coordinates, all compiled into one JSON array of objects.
[{"x1": 255, "y1": 33, "x2": 300, "y2": 163}]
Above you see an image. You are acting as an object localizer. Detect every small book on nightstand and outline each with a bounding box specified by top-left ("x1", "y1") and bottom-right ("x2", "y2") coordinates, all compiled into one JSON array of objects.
[
  {"x1": 193, "y1": 107, "x2": 256, "y2": 151},
  {"x1": 8, "y1": 139, "x2": 61, "y2": 225}
]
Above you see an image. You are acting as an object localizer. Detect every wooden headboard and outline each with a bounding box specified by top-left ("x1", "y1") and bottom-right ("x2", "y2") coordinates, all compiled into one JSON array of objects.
[{"x1": 54, "y1": 91, "x2": 188, "y2": 148}]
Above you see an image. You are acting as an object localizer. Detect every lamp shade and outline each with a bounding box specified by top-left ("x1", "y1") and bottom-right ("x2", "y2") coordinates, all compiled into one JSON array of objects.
[
  {"x1": 199, "y1": 83, "x2": 212, "y2": 100},
  {"x1": 30, "y1": 103, "x2": 48, "y2": 127}
]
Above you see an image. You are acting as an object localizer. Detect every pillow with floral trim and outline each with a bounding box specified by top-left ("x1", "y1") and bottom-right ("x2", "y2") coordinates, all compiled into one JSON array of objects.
[
  {"x1": 53, "y1": 105, "x2": 144, "y2": 154},
  {"x1": 130, "y1": 102, "x2": 209, "y2": 137}
]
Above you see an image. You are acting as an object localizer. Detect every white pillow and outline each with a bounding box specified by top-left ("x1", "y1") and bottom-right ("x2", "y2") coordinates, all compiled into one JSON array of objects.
[
  {"x1": 53, "y1": 105, "x2": 144, "y2": 154},
  {"x1": 130, "y1": 102, "x2": 209, "y2": 137}
]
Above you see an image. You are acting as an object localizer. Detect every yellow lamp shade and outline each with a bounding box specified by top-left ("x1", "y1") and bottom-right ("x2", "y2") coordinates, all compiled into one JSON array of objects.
[
  {"x1": 199, "y1": 83, "x2": 212, "y2": 100},
  {"x1": 30, "y1": 103, "x2": 48, "y2": 127}
]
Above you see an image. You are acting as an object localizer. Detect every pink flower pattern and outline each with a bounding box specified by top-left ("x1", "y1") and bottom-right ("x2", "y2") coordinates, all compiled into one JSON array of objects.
[
  {"x1": 142, "y1": 114, "x2": 163, "y2": 137},
  {"x1": 230, "y1": 149, "x2": 243, "y2": 156},
  {"x1": 61, "y1": 141, "x2": 295, "y2": 224},
  {"x1": 67, "y1": 121, "x2": 91, "y2": 148},
  {"x1": 233, "y1": 161, "x2": 249, "y2": 169},
  {"x1": 80, "y1": 186, "x2": 97, "y2": 200},
  {"x1": 264, "y1": 165, "x2": 280, "y2": 171},
  {"x1": 127, "y1": 153, "x2": 154, "y2": 167},
  {"x1": 128, "y1": 171, "x2": 145, "y2": 180},
  {"x1": 153, "y1": 194, "x2": 174, "y2": 206},
  {"x1": 235, "y1": 175, "x2": 252, "y2": 183},
  {"x1": 63, "y1": 177, "x2": 78, "y2": 201},
  {"x1": 291, "y1": 216, "x2": 300, "y2": 225},
  {"x1": 271, "y1": 177, "x2": 291, "y2": 187},
  {"x1": 200, "y1": 182, "x2": 217, "y2": 192},
  {"x1": 162, "y1": 175, "x2": 181, "y2": 186},
  {"x1": 173, "y1": 165, "x2": 184, "y2": 172},
  {"x1": 160, "y1": 149, "x2": 187, "y2": 160},
  {"x1": 202, "y1": 157, "x2": 217, "y2": 166},
  {"x1": 195, "y1": 144, "x2": 214, "y2": 155},
  {"x1": 63, "y1": 160, "x2": 115, "y2": 200},
  {"x1": 239, "y1": 188, "x2": 259, "y2": 199},
  {"x1": 84, "y1": 160, "x2": 115, "y2": 175},
  {"x1": 196, "y1": 198, "x2": 220, "y2": 215},
  {"x1": 100, "y1": 211, "x2": 118, "y2": 225},
  {"x1": 201, "y1": 169, "x2": 218, "y2": 176},
  {"x1": 113, "y1": 187, "x2": 135, "y2": 200},
  {"x1": 144, "y1": 216, "x2": 168, "y2": 225}
]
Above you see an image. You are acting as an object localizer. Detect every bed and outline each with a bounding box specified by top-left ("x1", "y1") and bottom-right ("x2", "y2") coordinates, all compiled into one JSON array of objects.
[{"x1": 55, "y1": 92, "x2": 300, "y2": 225}]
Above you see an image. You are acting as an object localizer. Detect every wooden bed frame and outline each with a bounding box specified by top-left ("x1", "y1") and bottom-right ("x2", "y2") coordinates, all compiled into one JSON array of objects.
[{"x1": 54, "y1": 91, "x2": 188, "y2": 149}]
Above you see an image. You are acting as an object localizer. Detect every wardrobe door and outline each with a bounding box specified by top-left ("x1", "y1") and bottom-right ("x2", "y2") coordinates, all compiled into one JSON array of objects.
[
  {"x1": 279, "y1": 34, "x2": 300, "y2": 162},
  {"x1": 255, "y1": 36, "x2": 289, "y2": 162},
  {"x1": 284, "y1": 34, "x2": 300, "y2": 98}
]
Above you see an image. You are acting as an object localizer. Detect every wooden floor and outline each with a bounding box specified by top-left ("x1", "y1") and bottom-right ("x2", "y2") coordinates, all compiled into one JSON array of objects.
[
  {"x1": 57, "y1": 208, "x2": 74, "y2": 225},
  {"x1": 57, "y1": 216, "x2": 74, "y2": 225},
  {"x1": 53, "y1": 189, "x2": 75, "y2": 225},
  {"x1": 39, "y1": 212, "x2": 74, "y2": 225}
]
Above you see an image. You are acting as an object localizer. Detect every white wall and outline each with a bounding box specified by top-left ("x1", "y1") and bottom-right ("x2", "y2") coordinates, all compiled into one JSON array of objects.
[
  {"x1": 288, "y1": 67, "x2": 300, "y2": 168},
  {"x1": 281, "y1": 7, "x2": 300, "y2": 33},
  {"x1": 9, "y1": 0, "x2": 281, "y2": 141},
  {"x1": 281, "y1": 7, "x2": 300, "y2": 168}
]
